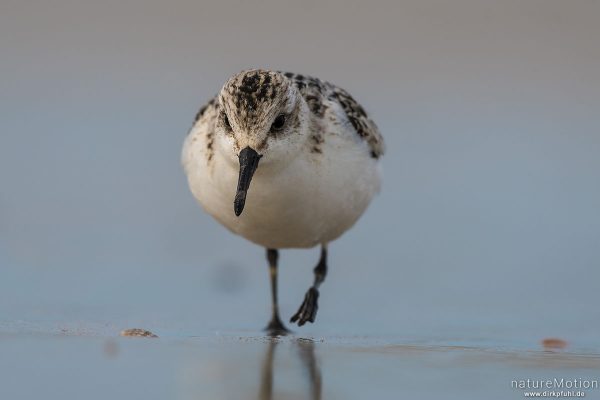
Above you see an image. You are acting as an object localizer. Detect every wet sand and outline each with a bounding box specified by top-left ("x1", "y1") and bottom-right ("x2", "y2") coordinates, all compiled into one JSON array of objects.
[{"x1": 2, "y1": 326, "x2": 599, "y2": 400}]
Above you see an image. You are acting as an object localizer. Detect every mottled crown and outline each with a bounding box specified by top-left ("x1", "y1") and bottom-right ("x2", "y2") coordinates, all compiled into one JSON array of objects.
[{"x1": 219, "y1": 69, "x2": 292, "y2": 132}]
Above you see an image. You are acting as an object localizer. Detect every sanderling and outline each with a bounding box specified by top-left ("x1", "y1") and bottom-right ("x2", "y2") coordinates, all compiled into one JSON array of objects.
[{"x1": 182, "y1": 69, "x2": 384, "y2": 335}]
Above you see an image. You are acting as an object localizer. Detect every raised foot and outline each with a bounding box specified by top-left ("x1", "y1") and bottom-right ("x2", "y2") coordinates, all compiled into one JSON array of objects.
[
  {"x1": 265, "y1": 316, "x2": 291, "y2": 336},
  {"x1": 290, "y1": 287, "x2": 319, "y2": 327}
]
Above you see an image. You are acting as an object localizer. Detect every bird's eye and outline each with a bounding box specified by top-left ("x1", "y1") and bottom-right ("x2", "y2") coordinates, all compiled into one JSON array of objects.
[
  {"x1": 270, "y1": 114, "x2": 286, "y2": 132},
  {"x1": 222, "y1": 113, "x2": 231, "y2": 130}
]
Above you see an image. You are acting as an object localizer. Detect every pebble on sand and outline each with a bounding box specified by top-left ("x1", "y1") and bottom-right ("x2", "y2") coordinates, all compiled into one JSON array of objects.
[
  {"x1": 542, "y1": 338, "x2": 567, "y2": 349},
  {"x1": 120, "y1": 328, "x2": 158, "y2": 338}
]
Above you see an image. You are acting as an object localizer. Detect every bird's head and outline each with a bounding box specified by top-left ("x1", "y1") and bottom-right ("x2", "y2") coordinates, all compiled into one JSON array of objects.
[{"x1": 214, "y1": 69, "x2": 310, "y2": 216}]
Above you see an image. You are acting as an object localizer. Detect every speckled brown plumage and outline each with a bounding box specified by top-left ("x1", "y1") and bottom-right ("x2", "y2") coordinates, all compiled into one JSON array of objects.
[
  {"x1": 190, "y1": 70, "x2": 384, "y2": 161},
  {"x1": 329, "y1": 86, "x2": 384, "y2": 158}
]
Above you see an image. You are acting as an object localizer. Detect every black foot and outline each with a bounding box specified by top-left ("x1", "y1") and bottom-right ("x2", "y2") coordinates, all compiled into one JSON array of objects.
[
  {"x1": 290, "y1": 287, "x2": 319, "y2": 326},
  {"x1": 265, "y1": 316, "x2": 291, "y2": 336}
]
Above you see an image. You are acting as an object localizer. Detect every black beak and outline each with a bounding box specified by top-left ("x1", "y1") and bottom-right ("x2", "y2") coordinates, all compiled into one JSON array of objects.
[{"x1": 234, "y1": 146, "x2": 262, "y2": 216}]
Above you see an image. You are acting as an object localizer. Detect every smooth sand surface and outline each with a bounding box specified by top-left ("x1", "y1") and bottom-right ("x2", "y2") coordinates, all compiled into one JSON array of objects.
[{"x1": 2, "y1": 324, "x2": 599, "y2": 400}]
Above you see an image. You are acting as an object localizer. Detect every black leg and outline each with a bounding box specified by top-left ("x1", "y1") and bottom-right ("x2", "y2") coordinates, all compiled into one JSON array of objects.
[
  {"x1": 265, "y1": 248, "x2": 290, "y2": 336},
  {"x1": 291, "y1": 244, "x2": 328, "y2": 326}
]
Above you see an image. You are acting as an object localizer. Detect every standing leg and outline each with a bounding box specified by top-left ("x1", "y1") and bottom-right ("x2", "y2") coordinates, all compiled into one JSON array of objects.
[
  {"x1": 290, "y1": 244, "x2": 328, "y2": 326},
  {"x1": 265, "y1": 248, "x2": 290, "y2": 335}
]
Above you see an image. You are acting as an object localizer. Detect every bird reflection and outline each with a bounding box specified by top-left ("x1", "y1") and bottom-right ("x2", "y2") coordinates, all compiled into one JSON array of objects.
[{"x1": 258, "y1": 338, "x2": 322, "y2": 400}]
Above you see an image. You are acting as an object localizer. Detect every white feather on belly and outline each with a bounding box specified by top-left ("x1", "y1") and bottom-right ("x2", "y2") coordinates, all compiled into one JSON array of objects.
[{"x1": 183, "y1": 128, "x2": 381, "y2": 249}]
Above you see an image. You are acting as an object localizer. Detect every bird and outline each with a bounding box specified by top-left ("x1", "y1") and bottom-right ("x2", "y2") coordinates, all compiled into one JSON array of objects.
[{"x1": 182, "y1": 69, "x2": 384, "y2": 335}]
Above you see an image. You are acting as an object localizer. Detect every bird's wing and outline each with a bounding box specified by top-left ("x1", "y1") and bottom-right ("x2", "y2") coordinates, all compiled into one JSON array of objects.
[
  {"x1": 281, "y1": 72, "x2": 384, "y2": 159},
  {"x1": 281, "y1": 72, "x2": 330, "y2": 119},
  {"x1": 328, "y1": 84, "x2": 385, "y2": 159},
  {"x1": 192, "y1": 95, "x2": 219, "y2": 126},
  {"x1": 182, "y1": 95, "x2": 220, "y2": 173}
]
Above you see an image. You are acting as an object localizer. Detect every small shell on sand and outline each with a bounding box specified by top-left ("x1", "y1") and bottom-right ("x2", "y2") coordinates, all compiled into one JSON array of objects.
[
  {"x1": 542, "y1": 338, "x2": 567, "y2": 349},
  {"x1": 120, "y1": 328, "x2": 158, "y2": 338}
]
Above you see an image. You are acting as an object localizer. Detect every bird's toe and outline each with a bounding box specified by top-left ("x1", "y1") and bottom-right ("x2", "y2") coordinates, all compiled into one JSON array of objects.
[
  {"x1": 291, "y1": 287, "x2": 319, "y2": 326},
  {"x1": 265, "y1": 316, "x2": 291, "y2": 336}
]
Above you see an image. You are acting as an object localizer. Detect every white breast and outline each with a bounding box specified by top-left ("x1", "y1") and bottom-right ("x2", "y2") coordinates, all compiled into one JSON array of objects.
[{"x1": 182, "y1": 127, "x2": 381, "y2": 249}]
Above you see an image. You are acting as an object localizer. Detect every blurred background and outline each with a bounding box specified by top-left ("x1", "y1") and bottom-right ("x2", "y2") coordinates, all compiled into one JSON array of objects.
[{"x1": 1, "y1": 0, "x2": 599, "y2": 347}]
